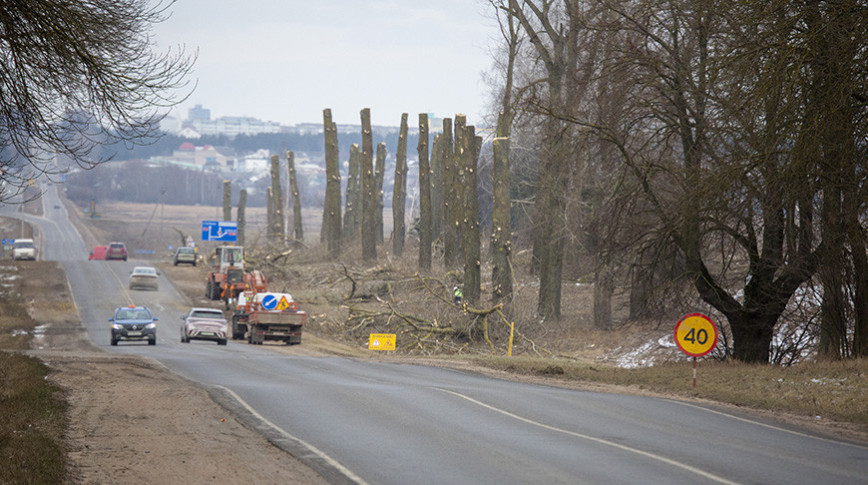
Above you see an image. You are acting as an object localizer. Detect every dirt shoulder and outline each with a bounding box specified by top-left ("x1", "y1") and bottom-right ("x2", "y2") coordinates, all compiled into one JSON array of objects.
[{"x1": 18, "y1": 260, "x2": 326, "y2": 484}]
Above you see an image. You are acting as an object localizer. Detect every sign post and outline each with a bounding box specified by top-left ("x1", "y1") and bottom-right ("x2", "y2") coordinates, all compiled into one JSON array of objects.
[{"x1": 674, "y1": 313, "x2": 718, "y2": 388}]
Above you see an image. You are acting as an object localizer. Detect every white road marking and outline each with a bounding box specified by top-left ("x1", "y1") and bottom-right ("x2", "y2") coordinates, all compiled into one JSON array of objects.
[
  {"x1": 435, "y1": 387, "x2": 739, "y2": 485},
  {"x1": 669, "y1": 400, "x2": 868, "y2": 449},
  {"x1": 215, "y1": 385, "x2": 368, "y2": 485}
]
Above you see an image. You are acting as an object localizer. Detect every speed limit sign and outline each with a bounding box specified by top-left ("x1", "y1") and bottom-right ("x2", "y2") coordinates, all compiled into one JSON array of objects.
[{"x1": 674, "y1": 313, "x2": 718, "y2": 357}]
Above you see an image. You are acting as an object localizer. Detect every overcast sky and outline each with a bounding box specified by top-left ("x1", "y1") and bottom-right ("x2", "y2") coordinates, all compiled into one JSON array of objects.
[{"x1": 153, "y1": 0, "x2": 498, "y2": 127}]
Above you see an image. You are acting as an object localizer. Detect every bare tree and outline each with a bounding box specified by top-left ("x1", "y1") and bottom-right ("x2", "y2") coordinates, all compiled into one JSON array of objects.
[
  {"x1": 322, "y1": 109, "x2": 341, "y2": 256},
  {"x1": 269, "y1": 154, "x2": 285, "y2": 244},
  {"x1": 375, "y1": 142, "x2": 386, "y2": 244},
  {"x1": 237, "y1": 189, "x2": 247, "y2": 246},
  {"x1": 418, "y1": 113, "x2": 432, "y2": 270},
  {"x1": 360, "y1": 108, "x2": 377, "y2": 262},
  {"x1": 222, "y1": 180, "x2": 231, "y2": 222},
  {"x1": 343, "y1": 144, "x2": 361, "y2": 239},
  {"x1": 441, "y1": 117, "x2": 460, "y2": 268},
  {"x1": 462, "y1": 122, "x2": 482, "y2": 304},
  {"x1": 287, "y1": 150, "x2": 303, "y2": 246},
  {"x1": 0, "y1": 0, "x2": 193, "y2": 201},
  {"x1": 392, "y1": 113, "x2": 409, "y2": 256}
]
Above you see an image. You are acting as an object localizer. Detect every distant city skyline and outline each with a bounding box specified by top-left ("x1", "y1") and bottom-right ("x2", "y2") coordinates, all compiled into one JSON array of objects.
[{"x1": 153, "y1": 1, "x2": 499, "y2": 128}]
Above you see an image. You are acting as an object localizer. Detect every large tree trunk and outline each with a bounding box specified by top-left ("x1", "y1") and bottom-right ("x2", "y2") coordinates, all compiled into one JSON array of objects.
[
  {"x1": 430, "y1": 133, "x2": 443, "y2": 242},
  {"x1": 343, "y1": 144, "x2": 361, "y2": 239},
  {"x1": 237, "y1": 189, "x2": 247, "y2": 246},
  {"x1": 452, "y1": 115, "x2": 467, "y2": 268},
  {"x1": 441, "y1": 117, "x2": 460, "y2": 268},
  {"x1": 535, "y1": 116, "x2": 568, "y2": 320},
  {"x1": 418, "y1": 113, "x2": 432, "y2": 270},
  {"x1": 392, "y1": 113, "x2": 409, "y2": 256},
  {"x1": 287, "y1": 150, "x2": 304, "y2": 247},
  {"x1": 322, "y1": 109, "x2": 341, "y2": 256},
  {"x1": 360, "y1": 108, "x2": 377, "y2": 262},
  {"x1": 461, "y1": 121, "x2": 481, "y2": 304},
  {"x1": 491, "y1": 133, "x2": 513, "y2": 304},
  {"x1": 375, "y1": 142, "x2": 386, "y2": 244},
  {"x1": 266, "y1": 186, "x2": 274, "y2": 241},
  {"x1": 269, "y1": 154, "x2": 285, "y2": 245},
  {"x1": 222, "y1": 179, "x2": 231, "y2": 222}
]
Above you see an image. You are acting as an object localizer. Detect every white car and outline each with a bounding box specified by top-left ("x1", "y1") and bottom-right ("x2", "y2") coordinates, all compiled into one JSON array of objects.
[
  {"x1": 181, "y1": 308, "x2": 228, "y2": 345},
  {"x1": 129, "y1": 266, "x2": 159, "y2": 290},
  {"x1": 12, "y1": 238, "x2": 36, "y2": 260}
]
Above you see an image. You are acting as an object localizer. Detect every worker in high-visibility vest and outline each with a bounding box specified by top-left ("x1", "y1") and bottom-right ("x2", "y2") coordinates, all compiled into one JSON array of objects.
[{"x1": 452, "y1": 285, "x2": 463, "y2": 305}]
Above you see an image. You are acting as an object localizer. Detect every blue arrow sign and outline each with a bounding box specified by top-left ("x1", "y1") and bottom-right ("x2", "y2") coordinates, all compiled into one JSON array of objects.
[
  {"x1": 261, "y1": 294, "x2": 277, "y2": 310},
  {"x1": 201, "y1": 220, "x2": 238, "y2": 242}
]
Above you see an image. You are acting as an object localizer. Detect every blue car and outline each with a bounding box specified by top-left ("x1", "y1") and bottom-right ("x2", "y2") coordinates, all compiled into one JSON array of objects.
[{"x1": 109, "y1": 305, "x2": 157, "y2": 346}]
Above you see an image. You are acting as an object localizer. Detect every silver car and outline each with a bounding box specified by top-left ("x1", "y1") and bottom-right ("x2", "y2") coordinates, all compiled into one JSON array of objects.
[
  {"x1": 181, "y1": 307, "x2": 228, "y2": 345},
  {"x1": 129, "y1": 266, "x2": 159, "y2": 290}
]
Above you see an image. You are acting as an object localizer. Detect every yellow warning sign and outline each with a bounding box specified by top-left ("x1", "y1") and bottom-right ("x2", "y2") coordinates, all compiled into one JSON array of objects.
[
  {"x1": 276, "y1": 296, "x2": 291, "y2": 310},
  {"x1": 369, "y1": 333, "x2": 396, "y2": 351}
]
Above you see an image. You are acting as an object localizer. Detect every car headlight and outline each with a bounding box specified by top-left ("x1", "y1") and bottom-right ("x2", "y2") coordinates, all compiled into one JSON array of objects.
[
  {"x1": 112, "y1": 324, "x2": 123, "y2": 330},
  {"x1": 145, "y1": 323, "x2": 156, "y2": 329}
]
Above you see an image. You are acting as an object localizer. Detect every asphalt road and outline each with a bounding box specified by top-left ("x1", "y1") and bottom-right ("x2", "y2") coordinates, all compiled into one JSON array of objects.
[{"x1": 4, "y1": 183, "x2": 867, "y2": 485}]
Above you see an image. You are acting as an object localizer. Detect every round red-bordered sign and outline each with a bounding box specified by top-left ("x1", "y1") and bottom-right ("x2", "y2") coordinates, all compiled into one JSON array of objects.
[{"x1": 674, "y1": 313, "x2": 718, "y2": 357}]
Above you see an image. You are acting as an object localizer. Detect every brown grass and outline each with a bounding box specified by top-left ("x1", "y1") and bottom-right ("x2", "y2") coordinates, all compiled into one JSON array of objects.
[
  {"x1": 461, "y1": 355, "x2": 868, "y2": 425},
  {"x1": 0, "y1": 352, "x2": 69, "y2": 484}
]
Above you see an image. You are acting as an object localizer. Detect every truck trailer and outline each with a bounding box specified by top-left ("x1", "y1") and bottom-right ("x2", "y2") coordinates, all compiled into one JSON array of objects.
[{"x1": 232, "y1": 291, "x2": 305, "y2": 345}]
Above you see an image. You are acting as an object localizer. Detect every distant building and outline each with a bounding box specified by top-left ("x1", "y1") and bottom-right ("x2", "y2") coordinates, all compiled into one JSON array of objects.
[
  {"x1": 188, "y1": 104, "x2": 211, "y2": 122},
  {"x1": 165, "y1": 143, "x2": 229, "y2": 170}
]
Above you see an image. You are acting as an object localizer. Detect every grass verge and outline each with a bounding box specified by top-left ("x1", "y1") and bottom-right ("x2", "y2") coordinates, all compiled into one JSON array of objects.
[
  {"x1": 0, "y1": 273, "x2": 69, "y2": 483},
  {"x1": 0, "y1": 352, "x2": 69, "y2": 483}
]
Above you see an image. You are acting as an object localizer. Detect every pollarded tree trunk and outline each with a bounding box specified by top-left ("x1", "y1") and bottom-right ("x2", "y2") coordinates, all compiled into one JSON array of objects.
[
  {"x1": 452, "y1": 115, "x2": 467, "y2": 267},
  {"x1": 269, "y1": 154, "x2": 285, "y2": 245},
  {"x1": 360, "y1": 108, "x2": 377, "y2": 262},
  {"x1": 266, "y1": 186, "x2": 274, "y2": 241},
  {"x1": 441, "y1": 117, "x2": 460, "y2": 268},
  {"x1": 430, "y1": 133, "x2": 443, "y2": 241},
  {"x1": 237, "y1": 189, "x2": 247, "y2": 246},
  {"x1": 462, "y1": 123, "x2": 481, "y2": 304},
  {"x1": 375, "y1": 142, "x2": 386, "y2": 244},
  {"x1": 491, "y1": 133, "x2": 513, "y2": 304},
  {"x1": 343, "y1": 143, "x2": 361, "y2": 239},
  {"x1": 392, "y1": 113, "x2": 409, "y2": 256},
  {"x1": 222, "y1": 180, "x2": 231, "y2": 222},
  {"x1": 418, "y1": 113, "x2": 432, "y2": 270},
  {"x1": 287, "y1": 150, "x2": 304, "y2": 246},
  {"x1": 322, "y1": 109, "x2": 341, "y2": 256}
]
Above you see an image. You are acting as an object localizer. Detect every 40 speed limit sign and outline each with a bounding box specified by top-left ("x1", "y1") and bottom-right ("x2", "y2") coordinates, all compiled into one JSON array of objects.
[{"x1": 674, "y1": 313, "x2": 718, "y2": 357}]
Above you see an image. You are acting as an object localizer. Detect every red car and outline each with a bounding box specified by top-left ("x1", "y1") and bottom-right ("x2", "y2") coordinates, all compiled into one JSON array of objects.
[
  {"x1": 89, "y1": 245, "x2": 107, "y2": 260},
  {"x1": 106, "y1": 242, "x2": 128, "y2": 261}
]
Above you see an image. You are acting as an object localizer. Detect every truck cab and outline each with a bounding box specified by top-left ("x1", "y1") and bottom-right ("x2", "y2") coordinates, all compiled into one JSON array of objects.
[{"x1": 214, "y1": 246, "x2": 244, "y2": 271}]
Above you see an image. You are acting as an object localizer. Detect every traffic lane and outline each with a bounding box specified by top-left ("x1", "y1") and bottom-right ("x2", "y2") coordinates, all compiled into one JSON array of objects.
[
  {"x1": 65, "y1": 258, "x2": 195, "y2": 351},
  {"x1": 363, "y1": 362, "x2": 868, "y2": 484},
  {"x1": 163, "y1": 354, "x2": 867, "y2": 485}
]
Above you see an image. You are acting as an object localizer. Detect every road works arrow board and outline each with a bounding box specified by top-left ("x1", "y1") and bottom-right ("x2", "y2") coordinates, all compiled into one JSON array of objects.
[{"x1": 674, "y1": 313, "x2": 718, "y2": 357}]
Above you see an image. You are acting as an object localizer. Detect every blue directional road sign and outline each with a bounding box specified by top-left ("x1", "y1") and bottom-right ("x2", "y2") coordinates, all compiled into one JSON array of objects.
[
  {"x1": 201, "y1": 220, "x2": 238, "y2": 242},
  {"x1": 261, "y1": 294, "x2": 278, "y2": 310}
]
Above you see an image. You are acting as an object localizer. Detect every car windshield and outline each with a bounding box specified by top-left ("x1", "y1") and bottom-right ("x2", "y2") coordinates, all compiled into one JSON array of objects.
[
  {"x1": 14, "y1": 241, "x2": 33, "y2": 249},
  {"x1": 133, "y1": 267, "x2": 156, "y2": 275},
  {"x1": 178, "y1": 248, "x2": 193, "y2": 254},
  {"x1": 192, "y1": 310, "x2": 222, "y2": 319},
  {"x1": 117, "y1": 309, "x2": 151, "y2": 320}
]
